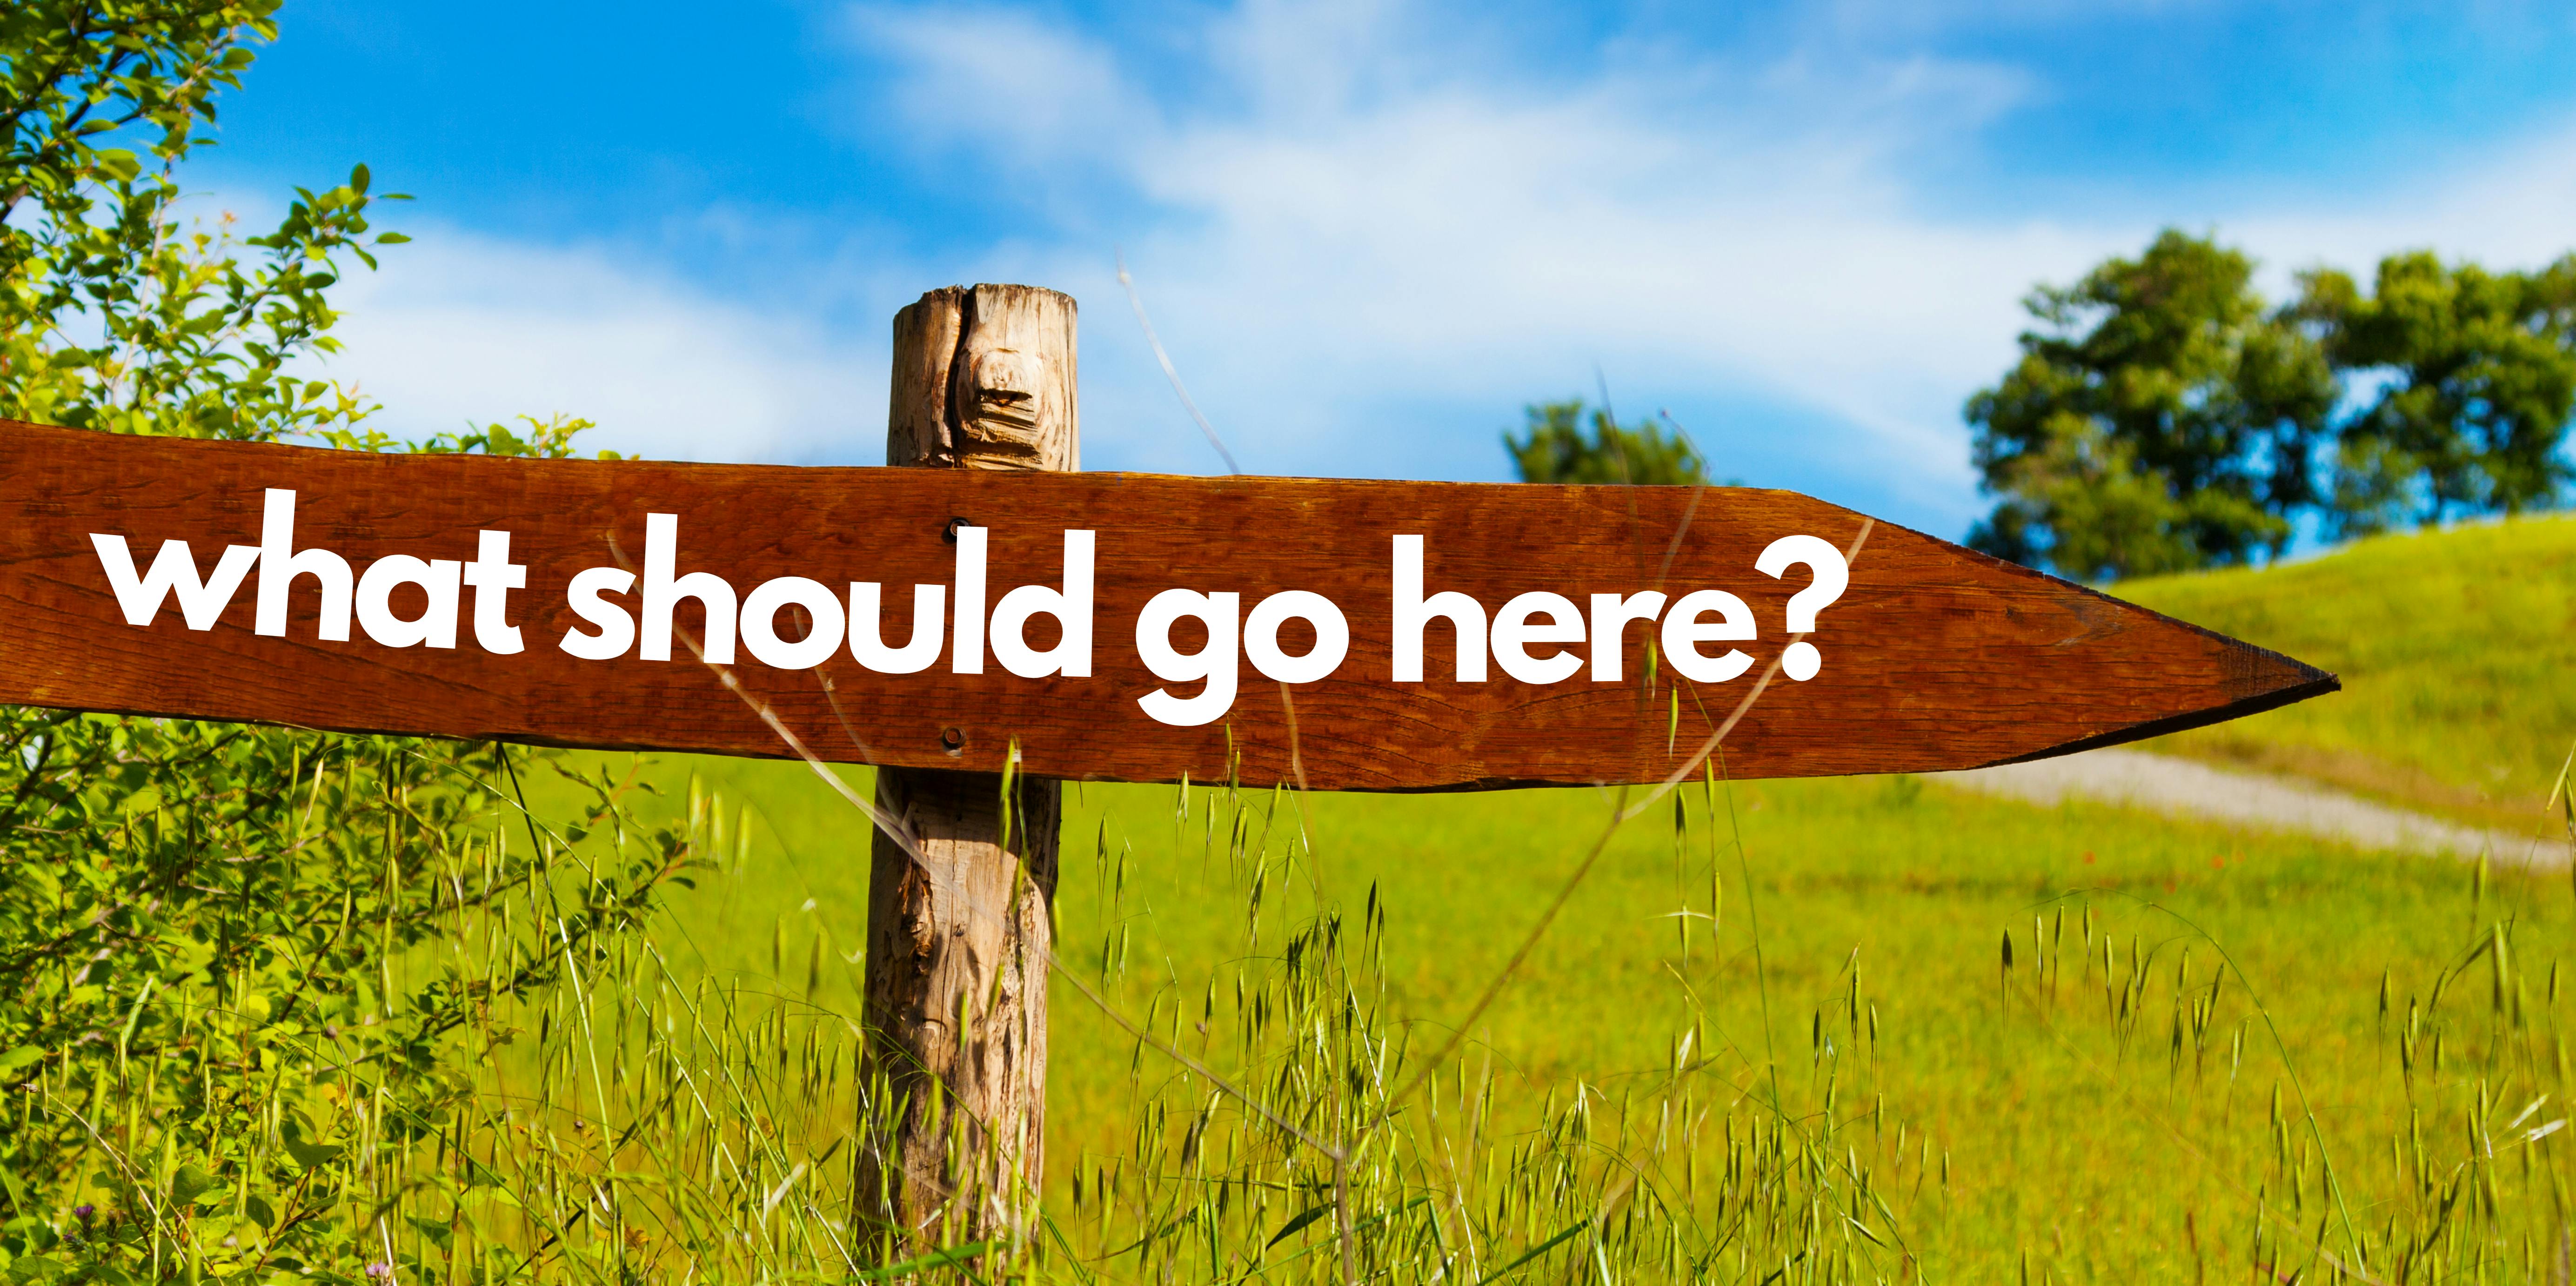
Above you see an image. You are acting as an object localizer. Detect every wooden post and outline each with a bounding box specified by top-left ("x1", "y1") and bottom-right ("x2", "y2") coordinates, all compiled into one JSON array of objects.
[{"x1": 865, "y1": 283, "x2": 1076, "y2": 1241}]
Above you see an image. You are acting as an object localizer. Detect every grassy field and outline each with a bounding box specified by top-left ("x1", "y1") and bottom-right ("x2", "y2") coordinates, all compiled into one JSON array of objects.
[
  {"x1": 2123, "y1": 513, "x2": 2576, "y2": 829},
  {"x1": 471, "y1": 514, "x2": 2576, "y2": 1279},
  {"x1": 540, "y1": 742, "x2": 2576, "y2": 1280},
  {"x1": 29, "y1": 513, "x2": 2563, "y2": 1280},
  {"x1": 153, "y1": 516, "x2": 2554, "y2": 1282}
]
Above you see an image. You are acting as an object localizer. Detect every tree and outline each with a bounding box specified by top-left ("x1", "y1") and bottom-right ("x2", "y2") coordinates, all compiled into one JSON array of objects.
[
  {"x1": 1966, "y1": 418, "x2": 2285, "y2": 582},
  {"x1": 2292, "y1": 251, "x2": 2576, "y2": 536},
  {"x1": 0, "y1": 7, "x2": 676, "y2": 1279},
  {"x1": 1, "y1": 0, "x2": 400, "y2": 440},
  {"x1": 1965, "y1": 230, "x2": 2336, "y2": 580},
  {"x1": 1506, "y1": 398, "x2": 1709, "y2": 485},
  {"x1": 1969, "y1": 231, "x2": 2576, "y2": 580}
]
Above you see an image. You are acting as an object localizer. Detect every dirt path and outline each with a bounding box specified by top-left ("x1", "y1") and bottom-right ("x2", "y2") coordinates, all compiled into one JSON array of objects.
[{"x1": 1937, "y1": 748, "x2": 2569, "y2": 869}]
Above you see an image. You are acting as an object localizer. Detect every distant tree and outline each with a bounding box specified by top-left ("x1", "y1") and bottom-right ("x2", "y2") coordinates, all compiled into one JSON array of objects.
[
  {"x1": 1965, "y1": 231, "x2": 2336, "y2": 580},
  {"x1": 1507, "y1": 398, "x2": 1709, "y2": 485},
  {"x1": 1970, "y1": 231, "x2": 2576, "y2": 579},
  {"x1": 1966, "y1": 419, "x2": 2289, "y2": 582},
  {"x1": 2291, "y1": 251, "x2": 2576, "y2": 536}
]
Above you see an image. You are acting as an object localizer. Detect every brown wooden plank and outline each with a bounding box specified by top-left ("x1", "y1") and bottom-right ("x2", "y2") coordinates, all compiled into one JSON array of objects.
[{"x1": 0, "y1": 418, "x2": 2335, "y2": 790}]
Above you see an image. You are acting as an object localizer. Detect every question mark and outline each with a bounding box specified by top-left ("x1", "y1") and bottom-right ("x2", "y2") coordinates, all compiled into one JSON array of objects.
[{"x1": 1755, "y1": 535, "x2": 1848, "y2": 682}]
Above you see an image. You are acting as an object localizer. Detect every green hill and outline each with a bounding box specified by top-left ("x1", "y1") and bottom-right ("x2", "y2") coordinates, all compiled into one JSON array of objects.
[{"x1": 2120, "y1": 513, "x2": 2576, "y2": 829}]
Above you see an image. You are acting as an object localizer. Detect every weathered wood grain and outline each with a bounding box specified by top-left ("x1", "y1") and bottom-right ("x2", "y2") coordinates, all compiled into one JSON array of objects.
[
  {"x1": 0, "y1": 416, "x2": 2336, "y2": 791},
  {"x1": 866, "y1": 284, "x2": 1066, "y2": 1239}
]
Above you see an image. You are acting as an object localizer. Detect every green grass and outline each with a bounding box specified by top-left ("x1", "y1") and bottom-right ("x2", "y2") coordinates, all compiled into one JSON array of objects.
[
  {"x1": 2120, "y1": 513, "x2": 2576, "y2": 828},
  {"x1": 443, "y1": 513, "x2": 2576, "y2": 1280},
  {"x1": 30, "y1": 513, "x2": 2568, "y2": 1281},
  {"x1": 570, "y1": 747, "x2": 2576, "y2": 1280}
]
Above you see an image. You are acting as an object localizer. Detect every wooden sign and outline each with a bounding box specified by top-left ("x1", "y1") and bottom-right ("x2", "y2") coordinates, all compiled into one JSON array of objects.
[{"x1": 0, "y1": 418, "x2": 2334, "y2": 791}]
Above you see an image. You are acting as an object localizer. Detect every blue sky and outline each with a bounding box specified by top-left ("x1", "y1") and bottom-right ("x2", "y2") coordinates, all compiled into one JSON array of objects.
[{"x1": 194, "y1": 0, "x2": 2576, "y2": 539}]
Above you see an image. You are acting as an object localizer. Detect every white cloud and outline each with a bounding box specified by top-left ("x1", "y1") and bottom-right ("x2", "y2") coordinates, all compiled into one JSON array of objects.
[
  {"x1": 850, "y1": 5, "x2": 1154, "y2": 174},
  {"x1": 321, "y1": 229, "x2": 880, "y2": 463},
  {"x1": 906, "y1": 0, "x2": 2118, "y2": 505}
]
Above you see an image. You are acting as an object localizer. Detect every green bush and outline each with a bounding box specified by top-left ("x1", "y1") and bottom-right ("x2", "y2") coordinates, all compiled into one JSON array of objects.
[
  {"x1": 0, "y1": 8, "x2": 679, "y2": 1280},
  {"x1": 0, "y1": 728, "x2": 685, "y2": 1280}
]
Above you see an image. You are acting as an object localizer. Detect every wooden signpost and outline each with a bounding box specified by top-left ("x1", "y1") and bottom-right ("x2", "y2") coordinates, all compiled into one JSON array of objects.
[{"x1": 0, "y1": 282, "x2": 2336, "y2": 1242}]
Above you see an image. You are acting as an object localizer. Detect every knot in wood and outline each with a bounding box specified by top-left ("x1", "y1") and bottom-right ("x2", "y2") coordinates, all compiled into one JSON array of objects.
[
  {"x1": 957, "y1": 347, "x2": 1051, "y2": 465},
  {"x1": 970, "y1": 348, "x2": 1038, "y2": 408}
]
